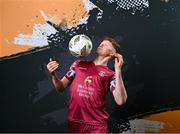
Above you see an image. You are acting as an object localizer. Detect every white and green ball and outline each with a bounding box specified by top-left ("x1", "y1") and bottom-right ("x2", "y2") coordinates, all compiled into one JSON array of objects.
[{"x1": 69, "y1": 34, "x2": 92, "y2": 57}]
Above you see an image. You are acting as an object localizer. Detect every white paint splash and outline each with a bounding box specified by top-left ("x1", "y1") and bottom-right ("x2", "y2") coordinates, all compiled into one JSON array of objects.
[
  {"x1": 78, "y1": 16, "x2": 89, "y2": 25},
  {"x1": 14, "y1": 10, "x2": 57, "y2": 47},
  {"x1": 124, "y1": 119, "x2": 164, "y2": 133},
  {"x1": 14, "y1": 0, "x2": 103, "y2": 47},
  {"x1": 14, "y1": 23, "x2": 57, "y2": 47},
  {"x1": 82, "y1": 0, "x2": 97, "y2": 11},
  {"x1": 81, "y1": 0, "x2": 103, "y2": 24}
]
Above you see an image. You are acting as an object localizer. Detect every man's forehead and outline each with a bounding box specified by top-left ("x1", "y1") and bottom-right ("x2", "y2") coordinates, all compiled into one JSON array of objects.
[
  {"x1": 101, "y1": 40, "x2": 112, "y2": 45},
  {"x1": 100, "y1": 40, "x2": 116, "y2": 51}
]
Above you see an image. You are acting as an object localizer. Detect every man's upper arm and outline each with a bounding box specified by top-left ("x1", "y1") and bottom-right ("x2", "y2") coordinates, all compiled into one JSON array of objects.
[{"x1": 61, "y1": 60, "x2": 80, "y2": 89}]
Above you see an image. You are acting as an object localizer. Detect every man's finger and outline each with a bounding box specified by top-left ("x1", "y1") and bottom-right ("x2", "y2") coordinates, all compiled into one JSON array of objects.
[
  {"x1": 110, "y1": 53, "x2": 115, "y2": 57},
  {"x1": 49, "y1": 63, "x2": 59, "y2": 70},
  {"x1": 115, "y1": 57, "x2": 118, "y2": 64},
  {"x1": 51, "y1": 66, "x2": 59, "y2": 72},
  {"x1": 47, "y1": 63, "x2": 59, "y2": 69},
  {"x1": 47, "y1": 61, "x2": 57, "y2": 66},
  {"x1": 49, "y1": 61, "x2": 57, "y2": 64},
  {"x1": 114, "y1": 54, "x2": 122, "y2": 60},
  {"x1": 49, "y1": 65, "x2": 59, "y2": 72},
  {"x1": 48, "y1": 61, "x2": 58, "y2": 67},
  {"x1": 48, "y1": 62, "x2": 59, "y2": 66}
]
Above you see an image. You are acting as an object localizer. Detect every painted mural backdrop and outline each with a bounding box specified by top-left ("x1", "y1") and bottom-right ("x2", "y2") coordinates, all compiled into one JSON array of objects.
[{"x1": 0, "y1": 0, "x2": 180, "y2": 132}]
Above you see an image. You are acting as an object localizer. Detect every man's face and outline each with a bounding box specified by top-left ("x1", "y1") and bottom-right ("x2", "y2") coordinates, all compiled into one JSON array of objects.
[{"x1": 96, "y1": 40, "x2": 116, "y2": 56}]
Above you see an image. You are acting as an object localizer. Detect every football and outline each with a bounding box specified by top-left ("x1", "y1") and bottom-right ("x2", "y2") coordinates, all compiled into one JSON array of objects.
[{"x1": 69, "y1": 34, "x2": 93, "y2": 57}]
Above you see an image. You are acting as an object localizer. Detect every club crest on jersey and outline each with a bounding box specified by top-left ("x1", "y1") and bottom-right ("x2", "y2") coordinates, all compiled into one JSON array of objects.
[
  {"x1": 98, "y1": 71, "x2": 107, "y2": 77},
  {"x1": 84, "y1": 76, "x2": 93, "y2": 85}
]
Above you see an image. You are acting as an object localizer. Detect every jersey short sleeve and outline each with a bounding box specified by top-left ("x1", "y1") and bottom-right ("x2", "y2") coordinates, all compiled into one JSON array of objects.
[
  {"x1": 110, "y1": 73, "x2": 116, "y2": 93},
  {"x1": 65, "y1": 60, "x2": 80, "y2": 82}
]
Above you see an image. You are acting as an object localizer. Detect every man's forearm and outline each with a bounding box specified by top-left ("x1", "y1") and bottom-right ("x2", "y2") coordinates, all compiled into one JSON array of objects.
[
  {"x1": 113, "y1": 69, "x2": 127, "y2": 105},
  {"x1": 51, "y1": 73, "x2": 65, "y2": 92}
]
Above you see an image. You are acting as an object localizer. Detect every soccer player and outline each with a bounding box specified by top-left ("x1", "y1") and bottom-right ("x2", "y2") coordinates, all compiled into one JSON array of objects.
[{"x1": 46, "y1": 37, "x2": 127, "y2": 133}]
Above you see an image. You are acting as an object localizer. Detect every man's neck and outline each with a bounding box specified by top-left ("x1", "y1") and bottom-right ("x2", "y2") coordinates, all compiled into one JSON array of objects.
[{"x1": 93, "y1": 56, "x2": 111, "y2": 66}]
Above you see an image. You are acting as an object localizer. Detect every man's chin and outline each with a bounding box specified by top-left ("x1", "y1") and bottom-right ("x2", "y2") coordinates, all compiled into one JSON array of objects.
[
  {"x1": 96, "y1": 51, "x2": 103, "y2": 56},
  {"x1": 95, "y1": 50, "x2": 99, "y2": 55}
]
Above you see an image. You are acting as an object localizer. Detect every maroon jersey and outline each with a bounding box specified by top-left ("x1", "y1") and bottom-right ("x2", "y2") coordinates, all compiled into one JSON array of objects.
[{"x1": 65, "y1": 60, "x2": 116, "y2": 125}]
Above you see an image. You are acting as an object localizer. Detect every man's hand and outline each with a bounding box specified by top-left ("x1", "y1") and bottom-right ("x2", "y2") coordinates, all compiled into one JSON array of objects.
[
  {"x1": 47, "y1": 58, "x2": 59, "y2": 76},
  {"x1": 113, "y1": 53, "x2": 124, "y2": 71}
]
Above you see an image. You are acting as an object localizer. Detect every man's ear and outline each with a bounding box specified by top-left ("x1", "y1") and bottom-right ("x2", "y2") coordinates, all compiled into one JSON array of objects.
[{"x1": 110, "y1": 53, "x2": 116, "y2": 60}]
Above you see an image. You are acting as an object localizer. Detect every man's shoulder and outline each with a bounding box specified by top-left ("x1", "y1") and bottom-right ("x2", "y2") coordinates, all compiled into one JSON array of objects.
[{"x1": 104, "y1": 68, "x2": 115, "y2": 77}]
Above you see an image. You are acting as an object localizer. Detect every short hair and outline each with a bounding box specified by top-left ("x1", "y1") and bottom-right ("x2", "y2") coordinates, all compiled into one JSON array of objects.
[{"x1": 102, "y1": 37, "x2": 120, "y2": 54}]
